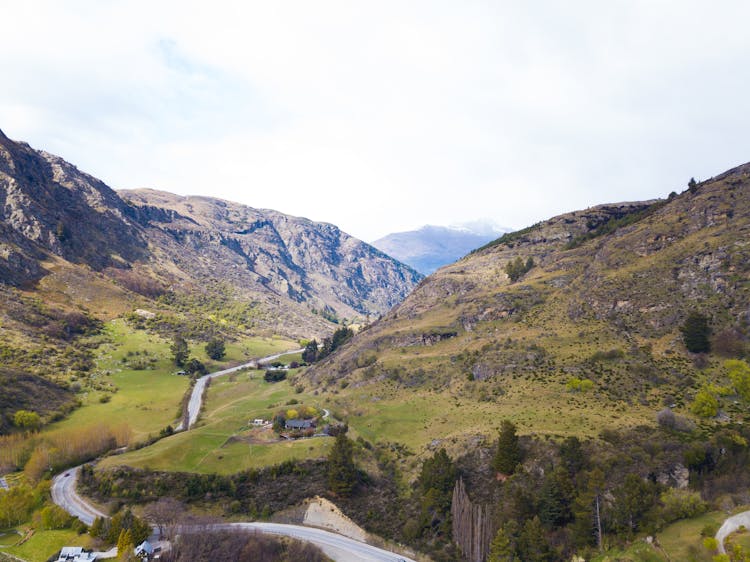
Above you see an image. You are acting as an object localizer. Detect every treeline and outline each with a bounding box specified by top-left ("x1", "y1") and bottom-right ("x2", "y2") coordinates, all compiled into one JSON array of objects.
[
  {"x1": 302, "y1": 327, "x2": 354, "y2": 363},
  {"x1": 0, "y1": 423, "x2": 131, "y2": 482},
  {"x1": 455, "y1": 421, "x2": 750, "y2": 561}
]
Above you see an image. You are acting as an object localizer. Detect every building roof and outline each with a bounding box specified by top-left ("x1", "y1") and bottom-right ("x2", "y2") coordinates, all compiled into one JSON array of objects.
[
  {"x1": 135, "y1": 541, "x2": 154, "y2": 555},
  {"x1": 285, "y1": 419, "x2": 313, "y2": 429},
  {"x1": 57, "y1": 547, "x2": 97, "y2": 562}
]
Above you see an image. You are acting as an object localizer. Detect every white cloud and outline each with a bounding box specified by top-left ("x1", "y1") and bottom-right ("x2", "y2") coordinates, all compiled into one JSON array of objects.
[{"x1": 2, "y1": 1, "x2": 750, "y2": 240}]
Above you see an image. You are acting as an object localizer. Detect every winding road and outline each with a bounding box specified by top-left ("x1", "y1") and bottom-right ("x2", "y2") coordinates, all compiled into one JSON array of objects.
[
  {"x1": 177, "y1": 349, "x2": 303, "y2": 431},
  {"x1": 51, "y1": 469, "x2": 415, "y2": 562},
  {"x1": 716, "y1": 509, "x2": 750, "y2": 555},
  {"x1": 51, "y1": 350, "x2": 416, "y2": 561}
]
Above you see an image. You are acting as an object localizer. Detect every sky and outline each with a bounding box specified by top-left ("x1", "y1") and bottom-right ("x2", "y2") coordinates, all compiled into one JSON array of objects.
[{"x1": 2, "y1": 1, "x2": 750, "y2": 242}]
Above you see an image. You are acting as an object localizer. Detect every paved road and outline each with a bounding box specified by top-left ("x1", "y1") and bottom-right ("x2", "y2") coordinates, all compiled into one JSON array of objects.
[
  {"x1": 52, "y1": 468, "x2": 414, "y2": 562},
  {"x1": 716, "y1": 509, "x2": 750, "y2": 554},
  {"x1": 177, "y1": 348, "x2": 303, "y2": 430},
  {"x1": 178, "y1": 523, "x2": 414, "y2": 562},
  {"x1": 51, "y1": 467, "x2": 107, "y2": 526}
]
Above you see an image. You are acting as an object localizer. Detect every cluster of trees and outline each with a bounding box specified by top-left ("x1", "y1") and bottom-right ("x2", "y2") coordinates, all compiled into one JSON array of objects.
[
  {"x1": 404, "y1": 448, "x2": 457, "y2": 544},
  {"x1": 474, "y1": 421, "x2": 750, "y2": 560},
  {"x1": 0, "y1": 482, "x2": 45, "y2": 528},
  {"x1": 0, "y1": 480, "x2": 83, "y2": 534},
  {"x1": 691, "y1": 359, "x2": 750, "y2": 418},
  {"x1": 0, "y1": 423, "x2": 130, "y2": 483},
  {"x1": 90, "y1": 509, "x2": 151, "y2": 550},
  {"x1": 504, "y1": 256, "x2": 534, "y2": 283},
  {"x1": 302, "y1": 327, "x2": 354, "y2": 363},
  {"x1": 171, "y1": 334, "x2": 225, "y2": 375}
]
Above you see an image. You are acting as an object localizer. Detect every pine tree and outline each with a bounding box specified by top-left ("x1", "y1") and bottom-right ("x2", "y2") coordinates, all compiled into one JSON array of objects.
[
  {"x1": 680, "y1": 311, "x2": 711, "y2": 353},
  {"x1": 538, "y1": 467, "x2": 574, "y2": 528},
  {"x1": 117, "y1": 528, "x2": 134, "y2": 559},
  {"x1": 488, "y1": 520, "x2": 519, "y2": 562},
  {"x1": 302, "y1": 340, "x2": 318, "y2": 363},
  {"x1": 518, "y1": 516, "x2": 553, "y2": 561},
  {"x1": 204, "y1": 337, "x2": 225, "y2": 360},
  {"x1": 171, "y1": 335, "x2": 189, "y2": 367},
  {"x1": 89, "y1": 516, "x2": 104, "y2": 539},
  {"x1": 492, "y1": 420, "x2": 522, "y2": 475},
  {"x1": 327, "y1": 432, "x2": 357, "y2": 497},
  {"x1": 572, "y1": 468, "x2": 606, "y2": 550}
]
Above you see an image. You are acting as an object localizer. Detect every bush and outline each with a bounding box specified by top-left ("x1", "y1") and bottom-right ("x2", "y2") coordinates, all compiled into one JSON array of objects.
[
  {"x1": 659, "y1": 488, "x2": 707, "y2": 524},
  {"x1": 264, "y1": 370, "x2": 286, "y2": 383},
  {"x1": 681, "y1": 312, "x2": 711, "y2": 353},
  {"x1": 691, "y1": 389, "x2": 719, "y2": 418}
]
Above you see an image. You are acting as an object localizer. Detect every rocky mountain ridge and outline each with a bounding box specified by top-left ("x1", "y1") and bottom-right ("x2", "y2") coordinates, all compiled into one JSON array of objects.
[{"x1": 0, "y1": 129, "x2": 422, "y2": 340}]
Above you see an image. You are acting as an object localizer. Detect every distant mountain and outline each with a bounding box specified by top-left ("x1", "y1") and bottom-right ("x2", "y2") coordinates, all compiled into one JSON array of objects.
[
  {"x1": 0, "y1": 128, "x2": 422, "y2": 344},
  {"x1": 371, "y1": 221, "x2": 511, "y2": 274}
]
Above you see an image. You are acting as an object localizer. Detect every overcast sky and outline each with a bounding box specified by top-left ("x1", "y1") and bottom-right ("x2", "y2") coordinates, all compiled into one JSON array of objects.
[{"x1": 2, "y1": 1, "x2": 750, "y2": 241}]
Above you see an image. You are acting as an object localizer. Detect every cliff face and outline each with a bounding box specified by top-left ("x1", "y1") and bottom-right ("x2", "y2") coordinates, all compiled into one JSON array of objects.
[
  {"x1": 0, "y1": 129, "x2": 147, "y2": 284},
  {"x1": 121, "y1": 189, "x2": 422, "y2": 320},
  {"x1": 0, "y1": 130, "x2": 421, "y2": 339}
]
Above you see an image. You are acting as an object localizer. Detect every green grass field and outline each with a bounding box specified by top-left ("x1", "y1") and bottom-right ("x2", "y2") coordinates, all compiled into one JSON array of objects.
[
  {"x1": 100, "y1": 370, "x2": 332, "y2": 474},
  {"x1": 43, "y1": 321, "x2": 296, "y2": 442},
  {"x1": 4, "y1": 529, "x2": 93, "y2": 562}
]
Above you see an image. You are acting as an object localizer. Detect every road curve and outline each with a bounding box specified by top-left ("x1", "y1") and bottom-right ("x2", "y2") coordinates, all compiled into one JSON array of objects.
[
  {"x1": 52, "y1": 468, "x2": 415, "y2": 562},
  {"x1": 716, "y1": 509, "x2": 750, "y2": 554},
  {"x1": 51, "y1": 467, "x2": 107, "y2": 526},
  {"x1": 177, "y1": 348, "x2": 303, "y2": 431}
]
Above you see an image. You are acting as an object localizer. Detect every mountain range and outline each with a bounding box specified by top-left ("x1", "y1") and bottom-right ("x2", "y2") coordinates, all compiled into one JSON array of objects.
[
  {"x1": 372, "y1": 222, "x2": 510, "y2": 274},
  {"x1": 0, "y1": 128, "x2": 422, "y2": 342}
]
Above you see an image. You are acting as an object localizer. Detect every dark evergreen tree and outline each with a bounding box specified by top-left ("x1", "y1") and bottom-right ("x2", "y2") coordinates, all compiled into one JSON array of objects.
[
  {"x1": 611, "y1": 473, "x2": 656, "y2": 536},
  {"x1": 492, "y1": 420, "x2": 522, "y2": 475},
  {"x1": 184, "y1": 357, "x2": 206, "y2": 376},
  {"x1": 318, "y1": 327, "x2": 354, "y2": 360},
  {"x1": 171, "y1": 335, "x2": 189, "y2": 367},
  {"x1": 559, "y1": 436, "x2": 585, "y2": 477},
  {"x1": 487, "y1": 520, "x2": 519, "y2": 562},
  {"x1": 327, "y1": 431, "x2": 357, "y2": 497},
  {"x1": 302, "y1": 340, "x2": 319, "y2": 363},
  {"x1": 572, "y1": 468, "x2": 606, "y2": 550},
  {"x1": 538, "y1": 467, "x2": 573, "y2": 528},
  {"x1": 205, "y1": 338, "x2": 226, "y2": 360},
  {"x1": 680, "y1": 311, "x2": 711, "y2": 353},
  {"x1": 416, "y1": 449, "x2": 457, "y2": 538},
  {"x1": 517, "y1": 516, "x2": 553, "y2": 561}
]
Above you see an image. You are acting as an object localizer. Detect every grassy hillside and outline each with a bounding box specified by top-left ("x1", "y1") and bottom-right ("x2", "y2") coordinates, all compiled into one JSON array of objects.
[{"x1": 301, "y1": 164, "x2": 750, "y2": 463}]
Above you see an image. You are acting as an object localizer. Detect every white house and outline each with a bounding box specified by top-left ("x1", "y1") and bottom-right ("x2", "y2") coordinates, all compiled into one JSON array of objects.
[{"x1": 56, "y1": 547, "x2": 97, "y2": 562}]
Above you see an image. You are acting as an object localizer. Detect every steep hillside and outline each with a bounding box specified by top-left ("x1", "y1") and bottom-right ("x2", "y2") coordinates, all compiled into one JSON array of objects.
[
  {"x1": 303, "y1": 164, "x2": 750, "y2": 454},
  {"x1": 372, "y1": 223, "x2": 508, "y2": 274},
  {"x1": 121, "y1": 188, "x2": 421, "y2": 324},
  {"x1": 0, "y1": 129, "x2": 421, "y2": 342},
  {"x1": 0, "y1": 129, "x2": 420, "y2": 430}
]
